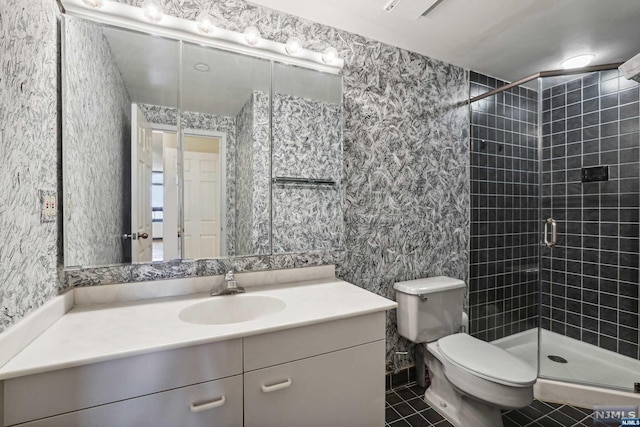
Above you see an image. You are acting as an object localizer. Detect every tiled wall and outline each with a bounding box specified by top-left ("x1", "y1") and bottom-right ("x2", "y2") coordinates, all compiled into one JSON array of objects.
[
  {"x1": 540, "y1": 69, "x2": 640, "y2": 360},
  {"x1": 469, "y1": 72, "x2": 539, "y2": 342}
]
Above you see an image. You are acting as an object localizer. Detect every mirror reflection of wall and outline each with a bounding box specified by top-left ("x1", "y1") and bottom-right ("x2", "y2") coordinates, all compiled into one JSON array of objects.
[
  {"x1": 181, "y1": 43, "x2": 272, "y2": 258},
  {"x1": 62, "y1": 15, "x2": 344, "y2": 269},
  {"x1": 271, "y1": 63, "x2": 344, "y2": 253},
  {"x1": 150, "y1": 129, "x2": 178, "y2": 262},
  {"x1": 63, "y1": 18, "x2": 179, "y2": 268}
]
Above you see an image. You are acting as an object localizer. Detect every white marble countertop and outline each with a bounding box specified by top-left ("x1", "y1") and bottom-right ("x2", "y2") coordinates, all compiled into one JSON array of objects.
[{"x1": 0, "y1": 278, "x2": 396, "y2": 380}]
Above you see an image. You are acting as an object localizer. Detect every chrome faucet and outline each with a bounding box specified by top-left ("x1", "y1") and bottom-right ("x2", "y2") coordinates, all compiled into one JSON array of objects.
[{"x1": 211, "y1": 269, "x2": 245, "y2": 296}]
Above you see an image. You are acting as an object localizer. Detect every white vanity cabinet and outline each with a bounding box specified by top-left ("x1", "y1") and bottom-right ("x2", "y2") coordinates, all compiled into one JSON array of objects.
[
  {"x1": 16, "y1": 376, "x2": 243, "y2": 427},
  {"x1": 3, "y1": 340, "x2": 244, "y2": 427},
  {"x1": 244, "y1": 342, "x2": 384, "y2": 427},
  {"x1": 243, "y1": 312, "x2": 386, "y2": 427},
  {"x1": 2, "y1": 312, "x2": 387, "y2": 427}
]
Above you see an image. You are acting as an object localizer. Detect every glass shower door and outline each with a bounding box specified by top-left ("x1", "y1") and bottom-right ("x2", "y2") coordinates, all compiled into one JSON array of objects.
[
  {"x1": 538, "y1": 69, "x2": 640, "y2": 392},
  {"x1": 469, "y1": 72, "x2": 540, "y2": 371}
]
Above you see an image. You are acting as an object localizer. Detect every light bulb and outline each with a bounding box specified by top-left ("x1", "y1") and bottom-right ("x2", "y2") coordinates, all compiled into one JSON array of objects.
[
  {"x1": 285, "y1": 37, "x2": 303, "y2": 55},
  {"x1": 560, "y1": 54, "x2": 595, "y2": 69},
  {"x1": 82, "y1": 0, "x2": 104, "y2": 7},
  {"x1": 322, "y1": 47, "x2": 338, "y2": 64},
  {"x1": 244, "y1": 26, "x2": 261, "y2": 46},
  {"x1": 196, "y1": 12, "x2": 215, "y2": 34},
  {"x1": 142, "y1": 0, "x2": 163, "y2": 23}
]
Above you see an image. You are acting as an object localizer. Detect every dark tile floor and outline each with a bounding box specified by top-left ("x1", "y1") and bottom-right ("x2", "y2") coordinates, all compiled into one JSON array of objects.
[{"x1": 386, "y1": 382, "x2": 597, "y2": 427}]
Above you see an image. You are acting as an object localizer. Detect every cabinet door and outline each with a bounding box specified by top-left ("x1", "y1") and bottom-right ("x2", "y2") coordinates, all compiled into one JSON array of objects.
[
  {"x1": 16, "y1": 375, "x2": 242, "y2": 427},
  {"x1": 5, "y1": 339, "x2": 242, "y2": 426},
  {"x1": 244, "y1": 340, "x2": 385, "y2": 427}
]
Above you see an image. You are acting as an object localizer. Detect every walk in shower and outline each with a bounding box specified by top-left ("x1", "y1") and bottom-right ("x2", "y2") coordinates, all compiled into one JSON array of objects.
[{"x1": 469, "y1": 67, "x2": 640, "y2": 394}]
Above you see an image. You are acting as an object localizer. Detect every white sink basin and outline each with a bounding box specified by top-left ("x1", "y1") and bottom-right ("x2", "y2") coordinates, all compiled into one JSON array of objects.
[{"x1": 178, "y1": 295, "x2": 286, "y2": 325}]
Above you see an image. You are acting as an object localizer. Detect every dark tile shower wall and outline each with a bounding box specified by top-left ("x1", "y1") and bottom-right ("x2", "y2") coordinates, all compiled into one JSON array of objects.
[
  {"x1": 469, "y1": 72, "x2": 539, "y2": 341},
  {"x1": 540, "y1": 69, "x2": 640, "y2": 360}
]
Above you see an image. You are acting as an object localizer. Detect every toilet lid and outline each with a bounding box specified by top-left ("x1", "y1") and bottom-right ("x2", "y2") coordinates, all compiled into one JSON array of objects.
[{"x1": 437, "y1": 333, "x2": 536, "y2": 386}]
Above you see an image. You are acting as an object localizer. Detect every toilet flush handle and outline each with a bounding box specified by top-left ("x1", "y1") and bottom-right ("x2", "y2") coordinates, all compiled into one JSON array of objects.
[{"x1": 419, "y1": 294, "x2": 428, "y2": 301}]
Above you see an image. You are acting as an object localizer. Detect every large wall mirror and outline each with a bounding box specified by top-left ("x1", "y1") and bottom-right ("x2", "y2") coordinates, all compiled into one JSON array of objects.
[{"x1": 62, "y1": 15, "x2": 343, "y2": 269}]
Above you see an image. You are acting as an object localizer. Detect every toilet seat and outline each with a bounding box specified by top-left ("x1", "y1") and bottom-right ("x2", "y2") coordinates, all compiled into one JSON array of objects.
[{"x1": 437, "y1": 333, "x2": 536, "y2": 387}]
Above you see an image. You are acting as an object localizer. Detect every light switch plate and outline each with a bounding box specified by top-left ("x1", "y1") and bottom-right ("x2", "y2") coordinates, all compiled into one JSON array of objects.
[{"x1": 39, "y1": 190, "x2": 57, "y2": 223}]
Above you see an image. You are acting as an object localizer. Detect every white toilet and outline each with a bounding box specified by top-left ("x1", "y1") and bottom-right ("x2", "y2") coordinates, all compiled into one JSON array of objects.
[{"x1": 394, "y1": 276, "x2": 536, "y2": 427}]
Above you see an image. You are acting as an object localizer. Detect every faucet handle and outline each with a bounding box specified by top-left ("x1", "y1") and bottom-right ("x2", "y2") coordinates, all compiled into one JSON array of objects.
[{"x1": 224, "y1": 269, "x2": 235, "y2": 281}]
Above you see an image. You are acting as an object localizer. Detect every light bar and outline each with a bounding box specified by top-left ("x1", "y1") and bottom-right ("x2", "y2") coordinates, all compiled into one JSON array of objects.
[{"x1": 62, "y1": 0, "x2": 344, "y2": 74}]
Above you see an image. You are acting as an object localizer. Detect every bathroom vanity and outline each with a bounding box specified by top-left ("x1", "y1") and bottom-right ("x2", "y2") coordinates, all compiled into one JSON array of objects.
[{"x1": 0, "y1": 268, "x2": 395, "y2": 427}]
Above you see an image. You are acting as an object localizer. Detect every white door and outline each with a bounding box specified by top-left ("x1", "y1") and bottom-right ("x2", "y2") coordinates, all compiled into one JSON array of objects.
[
  {"x1": 183, "y1": 149, "x2": 221, "y2": 259},
  {"x1": 163, "y1": 146, "x2": 179, "y2": 261},
  {"x1": 131, "y1": 104, "x2": 153, "y2": 262}
]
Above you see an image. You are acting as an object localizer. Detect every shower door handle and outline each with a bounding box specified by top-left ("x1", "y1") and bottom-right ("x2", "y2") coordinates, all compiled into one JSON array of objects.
[{"x1": 544, "y1": 218, "x2": 557, "y2": 247}]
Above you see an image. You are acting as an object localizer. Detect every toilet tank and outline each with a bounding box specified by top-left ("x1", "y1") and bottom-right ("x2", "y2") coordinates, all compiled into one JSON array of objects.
[{"x1": 394, "y1": 276, "x2": 465, "y2": 343}]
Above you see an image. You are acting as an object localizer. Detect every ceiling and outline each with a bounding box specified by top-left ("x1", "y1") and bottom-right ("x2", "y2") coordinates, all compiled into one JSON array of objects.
[
  {"x1": 249, "y1": 0, "x2": 640, "y2": 83},
  {"x1": 102, "y1": 26, "x2": 341, "y2": 118}
]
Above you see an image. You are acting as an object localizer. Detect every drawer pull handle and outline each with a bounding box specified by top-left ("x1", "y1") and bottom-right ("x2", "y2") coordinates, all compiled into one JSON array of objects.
[
  {"x1": 261, "y1": 378, "x2": 292, "y2": 393},
  {"x1": 189, "y1": 396, "x2": 226, "y2": 413}
]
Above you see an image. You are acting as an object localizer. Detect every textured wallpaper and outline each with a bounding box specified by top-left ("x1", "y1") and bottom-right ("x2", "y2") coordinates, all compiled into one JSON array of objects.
[
  {"x1": 2, "y1": 0, "x2": 470, "y2": 371},
  {"x1": 0, "y1": 0, "x2": 60, "y2": 332},
  {"x1": 235, "y1": 95, "x2": 255, "y2": 255},
  {"x1": 64, "y1": 17, "x2": 132, "y2": 268},
  {"x1": 250, "y1": 91, "x2": 271, "y2": 255},
  {"x1": 235, "y1": 91, "x2": 271, "y2": 255},
  {"x1": 272, "y1": 93, "x2": 343, "y2": 253}
]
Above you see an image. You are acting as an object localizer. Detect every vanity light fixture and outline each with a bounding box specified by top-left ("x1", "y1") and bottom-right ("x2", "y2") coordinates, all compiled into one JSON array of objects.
[
  {"x1": 285, "y1": 37, "x2": 303, "y2": 55},
  {"x1": 322, "y1": 47, "x2": 338, "y2": 64},
  {"x1": 60, "y1": 0, "x2": 344, "y2": 74},
  {"x1": 243, "y1": 26, "x2": 261, "y2": 46},
  {"x1": 195, "y1": 12, "x2": 215, "y2": 34},
  {"x1": 81, "y1": 0, "x2": 104, "y2": 8},
  {"x1": 142, "y1": 0, "x2": 163, "y2": 23},
  {"x1": 560, "y1": 54, "x2": 595, "y2": 69}
]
